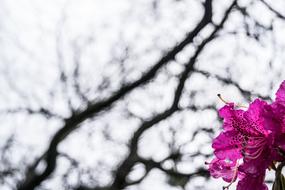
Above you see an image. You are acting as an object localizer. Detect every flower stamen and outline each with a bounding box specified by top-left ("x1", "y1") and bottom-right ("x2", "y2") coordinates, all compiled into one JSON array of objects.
[
  {"x1": 243, "y1": 146, "x2": 264, "y2": 160},
  {"x1": 217, "y1": 94, "x2": 247, "y2": 108},
  {"x1": 218, "y1": 94, "x2": 229, "y2": 104},
  {"x1": 222, "y1": 160, "x2": 240, "y2": 190}
]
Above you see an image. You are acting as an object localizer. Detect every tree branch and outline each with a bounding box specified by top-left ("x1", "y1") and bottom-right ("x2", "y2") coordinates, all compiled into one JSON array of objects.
[
  {"x1": 0, "y1": 107, "x2": 63, "y2": 119},
  {"x1": 194, "y1": 68, "x2": 272, "y2": 101},
  {"x1": 260, "y1": 0, "x2": 285, "y2": 20},
  {"x1": 16, "y1": 1, "x2": 214, "y2": 189},
  {"x1": 109, "y1": 1, "x2": 235, "y2": 189},
  {"x1": 139, "y1": 158, "x2": 209, "y2": 179},
  {"x1": 76, "y1": 1, "x2": 237, "y2": 189}
]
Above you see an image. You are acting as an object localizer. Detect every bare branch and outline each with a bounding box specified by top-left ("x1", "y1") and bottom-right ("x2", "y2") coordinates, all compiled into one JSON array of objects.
[
  {"x1": 16, "y1": 1, "x2": 214, "y2": 189},
  {"x1": 260, "y1": 0, "x2": 285, "y2": 20},
  {"x1": 55, "y1": 12, "x2": 74, "y2": 112},
  {"x1": 125, "y1": 166, "x2": 151, "y2": 186},
  {"x1": 109, "y1": 1, "x2": 235, "y2": 188},
  {"x1": 71, "y1": 40, "x2": 90, "y2": 103},
  {"x1": 139, "y1": 158, "x2": 209, "y2": 179},
  {"x1": 0, "y1": 107, "x2": 64, "y2": 119},
  {"x1": 194, "y1": 68, "x2": 272, "y2": 101},
  {"x1": 77, "y1": 1, "x2": 236, "y2": 190}
]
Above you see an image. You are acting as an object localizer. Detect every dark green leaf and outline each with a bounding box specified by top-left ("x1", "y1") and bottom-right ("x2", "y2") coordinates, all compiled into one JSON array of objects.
[{"x1": 272, "y1": 173, "x2": 285, "y2": 190}]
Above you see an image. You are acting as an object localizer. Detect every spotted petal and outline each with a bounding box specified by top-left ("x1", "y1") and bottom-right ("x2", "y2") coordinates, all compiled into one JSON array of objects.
[
  {"x1": 237, "y1": 173, "x2": 268, "y2": 190},
  {"x1": 212, "y1": 130, "x2": 243, "y2": 160},
  {"x1": 208, "y1": 158, "x2": 238, "y2": 183},
  {"x1": 276, "y1": 80, "x2": 285, "y2": 103}
]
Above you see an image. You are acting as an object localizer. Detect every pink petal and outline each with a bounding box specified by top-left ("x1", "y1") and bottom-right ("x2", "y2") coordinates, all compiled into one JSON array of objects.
[
  {"x1": 218, "y1": 104, "x2": 245, "y2": 132},
  {"x1": 212, "y1": 130, "x2": 242, "y2": 160},
  {"x1": 237, "y1": 173, "x2": 268, "y2": 190},
  {"x1": 276, "y1": 80, "x2": 285, "y2": 103},
  {"x1": 208, "y1": 158, "x2": 237, "y2": 183}
]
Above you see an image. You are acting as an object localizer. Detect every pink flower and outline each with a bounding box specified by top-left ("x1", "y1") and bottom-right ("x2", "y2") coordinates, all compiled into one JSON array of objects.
[
  {"x1": 263, "y1": 81, "x2": 285, "y2": 153},
  {"x1": 211, "y1": 99, "x2": 274, "y2": 189},
  {"x1": 237, "y1": 172, "x2": 268, "y2": 190},
  {"x1": 207, "y1": 158, "x2": 241, "y2": 183},
  {"x1": 208, "y1": 80, "x2": 285, "y2": 189}
]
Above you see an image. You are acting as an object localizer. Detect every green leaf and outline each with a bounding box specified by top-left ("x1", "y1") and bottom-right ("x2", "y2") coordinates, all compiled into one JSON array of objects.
[
  {"x1": 167, "y1": 175, "x2": 189, "y2": 189},
  {"x1": 272, "y1": 173, "x2": 285, "y2": 190}
]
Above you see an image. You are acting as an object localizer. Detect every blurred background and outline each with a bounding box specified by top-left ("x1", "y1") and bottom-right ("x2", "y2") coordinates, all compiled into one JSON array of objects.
[{"x1": 0, "y1": 0, "x2": 285, "y2": 189}]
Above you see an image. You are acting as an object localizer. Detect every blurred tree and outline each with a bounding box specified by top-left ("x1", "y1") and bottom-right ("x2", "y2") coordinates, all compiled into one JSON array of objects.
[{"x1": 0, "y1": 0, "x2": 284, "y2": 190}]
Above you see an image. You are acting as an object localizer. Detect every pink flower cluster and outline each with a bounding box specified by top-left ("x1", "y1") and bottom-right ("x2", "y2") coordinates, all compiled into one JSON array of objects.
[{"x1": 207, "y1": 81, "x2": 285, "y2": 190}]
